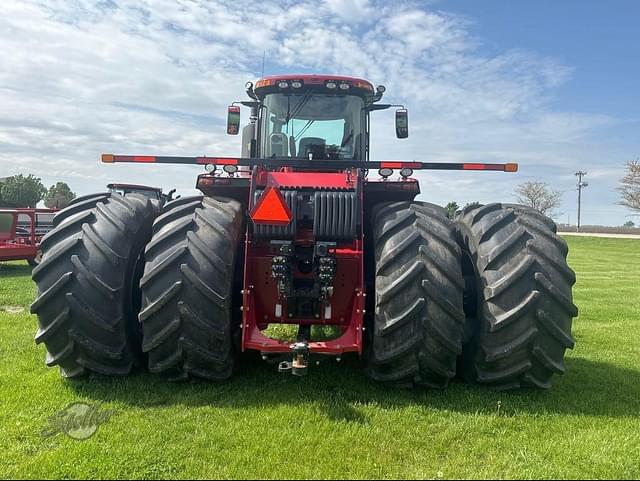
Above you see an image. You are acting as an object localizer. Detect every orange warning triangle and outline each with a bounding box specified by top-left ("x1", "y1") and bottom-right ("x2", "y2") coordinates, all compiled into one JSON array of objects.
[{"x1": 250, "y1": 186, "x2": 292, "y2": 226}]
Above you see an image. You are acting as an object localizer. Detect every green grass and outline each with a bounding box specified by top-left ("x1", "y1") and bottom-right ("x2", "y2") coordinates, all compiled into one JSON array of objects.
[{"x1": 1, "y1": 236, "x2": 639, "y2": 479}]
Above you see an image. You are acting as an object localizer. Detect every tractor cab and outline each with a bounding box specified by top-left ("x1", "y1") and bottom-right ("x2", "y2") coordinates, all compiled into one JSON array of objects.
[{"x1": 228, "y1": 75, "x2": 408, "y2": 161}]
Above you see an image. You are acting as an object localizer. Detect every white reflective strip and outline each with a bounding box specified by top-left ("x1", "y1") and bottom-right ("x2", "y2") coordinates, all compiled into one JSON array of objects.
[
  {"x1": 324, "y1": 304, "x2": 332, "y2": 320},
  {"x1": 275, "y1": 304, "x2": 282, "y2": 318}
]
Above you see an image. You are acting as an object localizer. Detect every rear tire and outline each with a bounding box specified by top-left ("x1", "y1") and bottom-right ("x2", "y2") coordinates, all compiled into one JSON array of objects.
[
  {"x1": 31, "y1": 193, "x2": 157, "y2": 377},
  {"x1": 454, "y1": 203, "x2": 578, "y2": 390},
  {"x1": 365, "y1": 202, "x2": 466, "y2": 388},
  {"x1": 139, "y1": 196, "x2": 244, "y2": 381}
]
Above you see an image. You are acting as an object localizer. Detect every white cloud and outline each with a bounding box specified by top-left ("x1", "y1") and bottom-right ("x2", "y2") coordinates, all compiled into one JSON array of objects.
[
  {"x1": 324, "y1": 0, "x2": 374, "y2": 20},
  {"x1": 0, "y1": 0, "x2": 631, "y2": 224}
]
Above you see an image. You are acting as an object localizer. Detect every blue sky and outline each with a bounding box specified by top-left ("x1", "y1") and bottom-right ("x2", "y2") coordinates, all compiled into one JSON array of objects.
[
  {"x1": 436, "y1": 0, "x2": 640, "y2": 224},
  {"x1": 449, "y1": 1, "x2": 639, "y2": 116},
  {"x1": 0, "y1": 0, "x2": 638, "y2": 225}
]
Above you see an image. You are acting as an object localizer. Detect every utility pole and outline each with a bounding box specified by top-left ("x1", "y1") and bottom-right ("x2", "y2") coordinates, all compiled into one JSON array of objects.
[{"x1": 575, "y1": 171, "x2": 588, "y2": 231}]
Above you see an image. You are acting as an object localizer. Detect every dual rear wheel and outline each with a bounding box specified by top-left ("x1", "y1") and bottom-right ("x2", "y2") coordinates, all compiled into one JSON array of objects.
[
  {"x1": 366, "y1": 201, "x2": 577, "y2": 389},
  {"x1": 31, "y1": 194, "x2": 242, "y2": 381},
  {"x1": 32, "y1": 195, "x2": 577, "y2": 389}
]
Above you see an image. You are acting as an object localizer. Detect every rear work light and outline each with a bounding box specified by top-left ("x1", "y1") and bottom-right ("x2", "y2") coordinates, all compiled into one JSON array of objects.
[
  {"x1": 378, "y1": 168, "x2": 393, "y2": 179},
  {"x1": 400, "y1": 168, "x2": 413, "y2": 178},
  {"x1": 223, "y1": 164, "x2": 238, "y2": 175},
  {"x1": 205, "y1": 164, "x2": 216, "y2": 173}
]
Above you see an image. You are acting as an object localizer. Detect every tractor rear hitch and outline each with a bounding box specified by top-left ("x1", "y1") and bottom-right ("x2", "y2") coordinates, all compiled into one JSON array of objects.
[{"x1": 278, "y1": 341, "x2": 310, "y2": 376}]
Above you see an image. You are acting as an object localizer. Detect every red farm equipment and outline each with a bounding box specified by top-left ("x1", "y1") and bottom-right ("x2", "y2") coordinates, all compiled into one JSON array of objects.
[
  {"x1": 31, "y1": 75, "x2": 577, "y2": 389},
  {"x1": 107, "y1": 183, "x2": 177, "y2": 208},
  {"x1": 1, "y1": 208, "x2": 56, "y2": 266}
]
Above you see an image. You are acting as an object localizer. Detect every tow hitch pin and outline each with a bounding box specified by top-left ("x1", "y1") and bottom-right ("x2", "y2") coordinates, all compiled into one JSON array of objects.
[{"x1": 279, "y1": 342, "x2": 310, "y2": 376}]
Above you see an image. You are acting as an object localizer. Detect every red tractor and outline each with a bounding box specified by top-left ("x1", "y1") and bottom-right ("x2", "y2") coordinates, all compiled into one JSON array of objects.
[{"x1": 31, "y1": 75, "x2": 577, "y2": 389}]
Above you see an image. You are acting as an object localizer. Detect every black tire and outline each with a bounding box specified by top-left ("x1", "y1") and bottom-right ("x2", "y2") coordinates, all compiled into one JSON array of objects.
[
  {"x1": 365, "y1": 202, "x2": 466, "y2": 388},
  {"x1": 139, "y1": 196, "x2": 244, "y2": 381},
  {"x1": 454, "y1": 203, "x2": 578, "y2": 390},
  {"x1": 30, "y1": 193, "x2": 157, "y2": 378}
]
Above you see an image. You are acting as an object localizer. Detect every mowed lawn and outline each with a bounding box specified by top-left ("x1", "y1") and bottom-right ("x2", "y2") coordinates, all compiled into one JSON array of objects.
[{"x1": 1, "y1": 237, "x2": 639, "y2": 479}]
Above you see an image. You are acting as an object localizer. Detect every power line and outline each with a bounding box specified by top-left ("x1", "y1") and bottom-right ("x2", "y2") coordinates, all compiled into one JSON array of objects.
[{"x1": 575, "y1": 171, "x2": 588, "y2": 231}]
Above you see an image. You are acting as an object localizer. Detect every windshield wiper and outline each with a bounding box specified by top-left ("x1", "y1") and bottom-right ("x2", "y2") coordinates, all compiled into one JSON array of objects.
[
  {"x1": 295, "y1": 120, "x2": 315, "y2": 141},
  {"x1": 285, "y1": 93, "x2": 313, "y2": 124}
]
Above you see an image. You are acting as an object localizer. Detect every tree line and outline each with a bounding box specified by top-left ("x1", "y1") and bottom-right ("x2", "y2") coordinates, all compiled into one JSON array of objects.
[{"x1": 0, "y1": 174, "x2": 75, "y2": 209}]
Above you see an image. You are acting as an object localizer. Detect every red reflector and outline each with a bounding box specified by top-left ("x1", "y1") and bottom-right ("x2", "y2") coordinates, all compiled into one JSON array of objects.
[
  {"x1": 196, "y1": 157, "x2": 239, "y2": 165},
  {"x1": 250, "y1": 187, "x2": 292, "y2": 226},
  {"x1": 133, "y1": 156, "x2": 156, "y2": 163},
  {"x1": 463, "y1": 163, "x2": 487, "y2": 170},
  {"x1": 381, "y1": 162, "x2": 404, "y2": 169},
  {"x1": 381, "y1": 161, "x2": 422, "y2": 169},
  {"x1": 216, "y1": 158, "x2": 239, "y2": 165}
]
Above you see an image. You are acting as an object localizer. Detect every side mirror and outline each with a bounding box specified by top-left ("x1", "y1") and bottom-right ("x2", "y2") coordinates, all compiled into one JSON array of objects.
[
  {"x1": 227, "y1": 106, "x2": 241, "y2": 135},
  {"x1": 395, "y1": 108, "x2": 408, "y2": 139}
]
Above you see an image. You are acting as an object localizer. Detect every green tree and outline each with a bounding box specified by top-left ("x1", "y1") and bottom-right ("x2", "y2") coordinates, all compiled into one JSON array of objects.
[
  {"x1": 0, "y1": 174, "x2": 47, "y2": 208},
  {"x1": 44, "y1": 182, "x2": 76, "y2": 209},
  {"x1": 464, "y1": 201, "x2": 482, "y2": 210},
  {"x1": 445, "y1": 201, "x2": 459, "y2": 219},
  {"x1": 624, "y1": 220, "x2": 635, "y2": 228}
]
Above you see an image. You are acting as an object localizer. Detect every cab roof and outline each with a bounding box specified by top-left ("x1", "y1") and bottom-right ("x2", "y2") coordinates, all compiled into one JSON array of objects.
[{"x1": 254, "y1": 74, "x2": 375, "y2": 98}]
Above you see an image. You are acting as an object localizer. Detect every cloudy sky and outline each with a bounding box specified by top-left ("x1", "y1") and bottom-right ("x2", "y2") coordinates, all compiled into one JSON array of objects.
[{"x1": 1, "y1": 0, "x2": 638, "y2": 225}]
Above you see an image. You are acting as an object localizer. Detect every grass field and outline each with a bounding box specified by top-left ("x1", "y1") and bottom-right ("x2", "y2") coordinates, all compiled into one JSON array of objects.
[{"x1": 1, "y1": 236, "x2": 639, "y2": 479}]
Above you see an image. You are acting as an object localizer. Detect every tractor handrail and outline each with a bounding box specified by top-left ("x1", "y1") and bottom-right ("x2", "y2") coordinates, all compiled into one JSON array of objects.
[{"x1": 102, "y1": 154, "x2": 518, "y2": 172}]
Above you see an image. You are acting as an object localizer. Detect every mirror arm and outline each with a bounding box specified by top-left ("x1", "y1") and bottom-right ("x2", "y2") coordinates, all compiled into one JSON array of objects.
[
  {"x1": 367, "y1": 104, "x2": 391, "y2": 112},
  {"x1": 367, "y1": 103, "x2": 405, "y2": 112}
]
